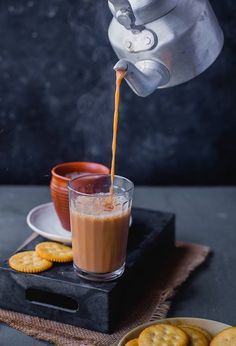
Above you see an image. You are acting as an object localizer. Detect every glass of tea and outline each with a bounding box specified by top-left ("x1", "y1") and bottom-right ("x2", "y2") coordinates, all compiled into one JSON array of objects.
[{"x1": 68, "y1": 174, "x2": 134, "y2": 281}]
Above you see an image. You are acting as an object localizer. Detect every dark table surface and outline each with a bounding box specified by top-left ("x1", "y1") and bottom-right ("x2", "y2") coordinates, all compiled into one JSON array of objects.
[{"x1": 0, "y1": 186, "x2": 235, "y2": 345}]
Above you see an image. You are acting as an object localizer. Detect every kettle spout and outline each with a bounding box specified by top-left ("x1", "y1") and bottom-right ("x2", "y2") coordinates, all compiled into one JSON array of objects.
[{"x1": 114, "y1": 59, "x2": 170, "y2": 97}]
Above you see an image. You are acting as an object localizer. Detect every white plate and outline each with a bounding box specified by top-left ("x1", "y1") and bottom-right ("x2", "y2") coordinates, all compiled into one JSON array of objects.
[
  {"x1": 118, "y1": 317, "x2": 231, "y2": 345},
  {"x1": 27, "y1": 202, "x2": 132, "y2": 244},
  {"x1": 27, "y1": 202, "x2": 72, "y2": 244}
]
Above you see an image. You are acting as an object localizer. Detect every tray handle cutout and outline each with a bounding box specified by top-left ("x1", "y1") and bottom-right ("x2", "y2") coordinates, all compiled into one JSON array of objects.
[{"x1": 26, "y1": 288, "x2": 79, "y2": 313}]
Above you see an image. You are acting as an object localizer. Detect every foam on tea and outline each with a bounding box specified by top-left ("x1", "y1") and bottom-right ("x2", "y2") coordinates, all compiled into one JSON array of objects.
[{"x1": 72, "y1": 193, "x2": 129, "y2": 216}]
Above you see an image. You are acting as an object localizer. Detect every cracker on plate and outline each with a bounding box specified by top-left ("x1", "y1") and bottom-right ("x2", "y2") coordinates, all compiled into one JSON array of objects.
[
  {"x1": 179, "y1": 326, "x2": 209, "y2": 346},
  {"x1": 210, "y1": 327, "x2": 236, "y2": 346},
  {"x1": 138, "y1": 323, "x2": 189, "y2": 346},
  {"x1": 125, "y1": 338, "x2": 139, "y2": 346}
]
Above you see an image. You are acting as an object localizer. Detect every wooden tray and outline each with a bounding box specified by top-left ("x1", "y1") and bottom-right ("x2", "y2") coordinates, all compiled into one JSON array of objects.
[{"x1": 0, "y1": 207, "x2": 175, "y2": 333}]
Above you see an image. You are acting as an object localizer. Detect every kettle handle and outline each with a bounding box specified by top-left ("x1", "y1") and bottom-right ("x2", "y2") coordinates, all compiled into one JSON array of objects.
[
  {"x1": 108, "y1": 0, "x2": 142, "y2": 31},
  {"x1": 108, "y1": 0, "x2": 131, "y2": 12}
]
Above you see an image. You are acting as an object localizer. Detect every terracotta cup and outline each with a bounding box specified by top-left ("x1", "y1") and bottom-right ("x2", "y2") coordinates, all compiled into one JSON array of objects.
[{"x1": 50, "y1": 162, "x2": 110, "y2": 231}]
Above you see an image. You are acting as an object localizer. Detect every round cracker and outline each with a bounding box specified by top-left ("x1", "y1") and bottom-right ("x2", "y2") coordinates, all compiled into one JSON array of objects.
[
  {"x1": 180, "y1": 324, "x2": 212, "y2": 342},
  {"x1": 125, "y1": 338, "x2": 139, "y2": 346},
  {"x1": 138, "y1": 323, "x2": 189, "y2": 346},
  {"x1": 35, "y1": 242, "x2": 73, "y2": 263},
  {"x1": 179, "y1": 326, "x2": 209, "y2": 346},
  {"x1": 168, "y1": 320, "x2": 212, "y2": 342},
  {"x1": 9, "y1": 251, "x2": 53, "y2": 273},
  {"x1": 210, "y1": 327, "x2": 236, "y2": 346}
]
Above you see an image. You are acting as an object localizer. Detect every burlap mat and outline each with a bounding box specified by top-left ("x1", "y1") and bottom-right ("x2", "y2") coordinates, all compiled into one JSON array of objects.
[{"x1": 0, "y1": 242, "x2": 209, "y2": 346}]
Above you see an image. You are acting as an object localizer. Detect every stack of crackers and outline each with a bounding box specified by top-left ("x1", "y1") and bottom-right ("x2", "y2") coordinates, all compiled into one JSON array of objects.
[
  {"x1": 125, "y1": 322, "x2": 236, "y2": 346},
  {"x1": 9, "y1": 242, "x2": 73, "y2": 273}
]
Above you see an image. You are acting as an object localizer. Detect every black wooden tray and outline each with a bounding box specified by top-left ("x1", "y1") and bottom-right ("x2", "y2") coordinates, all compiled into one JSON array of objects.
[{"x1": 0, "y1": 207, "x2": 175, "y2": 333}]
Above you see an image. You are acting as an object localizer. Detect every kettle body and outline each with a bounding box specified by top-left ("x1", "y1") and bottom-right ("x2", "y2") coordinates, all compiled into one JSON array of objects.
[{"x1": 108, "y1": 0, "x2": 224, "y2": 96}]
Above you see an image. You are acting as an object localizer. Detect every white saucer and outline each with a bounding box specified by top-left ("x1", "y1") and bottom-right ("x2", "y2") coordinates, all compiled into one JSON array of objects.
[
  {"x1": 27, "y1": 203, "x2": 72, "y2": 244},
  {"x1": 27, "y1": 202, "x2": 132, "y2": 244}
]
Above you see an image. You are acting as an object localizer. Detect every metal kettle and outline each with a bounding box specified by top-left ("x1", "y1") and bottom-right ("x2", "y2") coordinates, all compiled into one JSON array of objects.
[{"x1": 108, "y1": 0, "x2": 224, "y2": 97}]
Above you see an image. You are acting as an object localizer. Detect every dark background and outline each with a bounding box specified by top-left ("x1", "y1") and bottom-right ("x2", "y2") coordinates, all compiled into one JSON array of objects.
[{"x1": 0, "y1": 0, "x2": 235, "y2": 185}]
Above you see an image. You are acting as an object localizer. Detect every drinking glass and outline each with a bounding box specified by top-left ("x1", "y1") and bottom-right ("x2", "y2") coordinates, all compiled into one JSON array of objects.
[{"x1": 68, "y1": 174, "x2": 134, "y2": 281}]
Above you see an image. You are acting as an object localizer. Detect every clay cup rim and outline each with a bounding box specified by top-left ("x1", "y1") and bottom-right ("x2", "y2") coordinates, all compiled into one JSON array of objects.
[{"x1": 51, "y1": 162, "x2": 110, "y2": 182}]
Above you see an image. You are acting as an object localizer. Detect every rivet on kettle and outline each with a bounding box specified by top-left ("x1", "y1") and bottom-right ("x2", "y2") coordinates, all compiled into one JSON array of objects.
[
  {"x1": 125, "y1": 40, "x2": 132, "y2": 49},
  {"x1": 145, "y1": 37, "x2": 151, "y2": 45}
]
